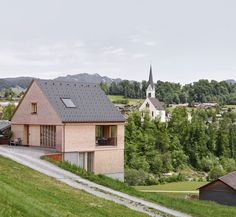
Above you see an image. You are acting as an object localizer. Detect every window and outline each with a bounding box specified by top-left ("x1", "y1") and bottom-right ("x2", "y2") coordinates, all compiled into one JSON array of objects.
[
  {"x1": 152, "y1": 111, "x2": 154, "y2": 117},
  {"x1": 79, "y1": 152, "x2": 85, "y2": 169},
  {"x1": 96, "y1": 125, "x2": 117, "y2": 146},
  {"x1": 146, "y1": 102, "x2": 150, "y2": 108},
  {"x1": 148, "y1": 93, "x2": 151, "y2": 97},
  {"x1": 31, "y1": 103, "x2": 37, "y2": 114},
  {"x1": 61, "y1": 98, "x2": 76, "y2": 108}
]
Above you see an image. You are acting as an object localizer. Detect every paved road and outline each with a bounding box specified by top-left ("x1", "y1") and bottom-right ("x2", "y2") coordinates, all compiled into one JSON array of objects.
[{"x1": 0, "y1": 145, "x2": 191, "y2": 217}]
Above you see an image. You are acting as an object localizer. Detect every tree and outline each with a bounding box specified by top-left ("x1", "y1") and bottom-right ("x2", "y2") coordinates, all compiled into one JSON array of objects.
[{"x1": 1, "y1": 103, "x2": 16, "y2": 120}]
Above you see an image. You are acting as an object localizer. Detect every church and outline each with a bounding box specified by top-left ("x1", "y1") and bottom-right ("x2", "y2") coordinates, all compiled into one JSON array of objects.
[{"x1": 139, "y1": 66, "x2": 166, "y2": 122}]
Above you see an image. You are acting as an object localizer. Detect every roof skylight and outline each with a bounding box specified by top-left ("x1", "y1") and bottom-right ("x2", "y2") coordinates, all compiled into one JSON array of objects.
[{"x1": 61, "y1": 98, "x2": 76, "y2": 108}]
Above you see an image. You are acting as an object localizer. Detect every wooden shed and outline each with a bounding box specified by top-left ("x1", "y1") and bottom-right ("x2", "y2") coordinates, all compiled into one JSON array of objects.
[{"x1": 199, "y1": 171, "x2": 236, "y2": 206}]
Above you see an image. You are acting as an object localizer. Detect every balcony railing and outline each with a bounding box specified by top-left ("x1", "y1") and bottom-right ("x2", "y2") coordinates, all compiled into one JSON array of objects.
[{"x1": 96, "y1": 137, "x2": 117, "y2": 146}]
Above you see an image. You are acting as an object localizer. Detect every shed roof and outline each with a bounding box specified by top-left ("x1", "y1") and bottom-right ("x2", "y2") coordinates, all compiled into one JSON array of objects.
[
  {"x1": 199, "y1": 171, "x2": 236, "y2": 191},
  {"x1": 148, "y1": 97, "x2": 164, "y2": 110},
  {"x1": 219, "y1": 171, "x2": 236, "y2": 191},
  {"x1": 35, "y1": 79, "x2": 125, "y2": 123}
]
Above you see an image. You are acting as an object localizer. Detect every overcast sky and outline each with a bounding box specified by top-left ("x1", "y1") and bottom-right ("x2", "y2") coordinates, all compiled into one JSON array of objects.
[{"x1": 0, "y1": 0, "x2": 235, "y2": 84}]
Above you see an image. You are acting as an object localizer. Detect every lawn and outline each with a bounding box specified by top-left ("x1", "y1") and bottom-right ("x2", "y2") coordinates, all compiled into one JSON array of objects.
[
  {"x1": 0, "y1": 156, "x2": 148, "y2": 217},
  {"x1": 108, "y1": 95, "x2": 144, "y2": 105},
  {"x1": 44, "y1": 158, "x2": 236, "y2": 217},
  {"x1": 135, "y1": 181, "x2": 208, "y2": 191}
]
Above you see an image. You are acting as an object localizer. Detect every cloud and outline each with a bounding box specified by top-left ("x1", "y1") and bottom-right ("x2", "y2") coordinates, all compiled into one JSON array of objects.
[
  {"x1": 129, "y1": 35, "x2": 141, "y2": 43},
  {"x1": 144, "y1": 41, "x2": 156, "y2": 46},
  {"x1": 132, "y1": 53, "x2": 147, "y2": 59},
  {"x1": 102, "y1": 47, "x2": 125, "y2": 56}
]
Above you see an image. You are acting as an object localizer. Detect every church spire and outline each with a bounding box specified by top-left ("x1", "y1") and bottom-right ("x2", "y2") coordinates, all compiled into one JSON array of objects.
[
  {"x1": 148, "y1": 65, "x2": 154, "y2": 88},
  {"x1": 146, "y1": 65, "x2": 155, "y2": 98}
]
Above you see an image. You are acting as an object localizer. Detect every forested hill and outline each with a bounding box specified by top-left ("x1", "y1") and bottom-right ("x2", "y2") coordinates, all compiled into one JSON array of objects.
[
  {"x1": 0, "y1": 74, "x2": 235, "y2": 105},
  {"x1": 101, "y1": 79, "x2": 236, "y2": 105}
]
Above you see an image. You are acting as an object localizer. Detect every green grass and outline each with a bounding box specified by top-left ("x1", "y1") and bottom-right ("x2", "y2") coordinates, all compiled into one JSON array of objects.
[
  {"x1": 225, "y1": 105, "x2": 236, "y2": 109},
  {"x1": 108, "y1": 95, "x2": 144, "y2": 105},
  {"x1": 0, "y1": 156, "x2": 148, "y2": 217},
  {"x1": 135, "y1": 181, "x2": 208, "y2": 191},
  {"x1": 43, "y1": 157, "x2": 236, "y2": 217}
]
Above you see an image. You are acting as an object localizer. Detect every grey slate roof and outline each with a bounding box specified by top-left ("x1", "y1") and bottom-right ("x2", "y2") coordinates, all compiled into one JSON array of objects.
[
  {"x1": 219, "y1": 171, "x2": 236, "y2": 191},
  {"x1": 149, "y1": 97, "x2": 164, "y2": 110},
  {"x1": 0, "y1": 120, "x2": 11, "y2": 132},
  {"x1": 35, "y1": 79, "x2": 125, "y2": 123}
]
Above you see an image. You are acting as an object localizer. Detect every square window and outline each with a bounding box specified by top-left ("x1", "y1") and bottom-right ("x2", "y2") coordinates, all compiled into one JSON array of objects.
[{"x1": 61, "y1": 98, "x2": 76, "y2": 108}]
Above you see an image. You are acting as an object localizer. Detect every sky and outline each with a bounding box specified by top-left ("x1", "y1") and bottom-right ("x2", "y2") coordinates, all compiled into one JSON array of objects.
[{"x1": 0, "y1": 0, "x2": 235, "y2": 84}]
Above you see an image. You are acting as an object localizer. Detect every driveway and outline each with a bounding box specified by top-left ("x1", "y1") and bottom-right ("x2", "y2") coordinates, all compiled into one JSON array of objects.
[{"x1": 0, "y1": 145, "x2": 191, "y2": 217}]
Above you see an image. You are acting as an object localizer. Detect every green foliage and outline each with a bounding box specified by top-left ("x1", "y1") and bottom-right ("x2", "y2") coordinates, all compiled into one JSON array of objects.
[
  {"x1": 125, "y1": 108, "x2": 236, "y2": 183},
  {"x1": 106, "y1": 79, "x2": 236, "y2": 105},
  {"x1": 1, "y1": 103, "x2": 16, "y2": 120}
]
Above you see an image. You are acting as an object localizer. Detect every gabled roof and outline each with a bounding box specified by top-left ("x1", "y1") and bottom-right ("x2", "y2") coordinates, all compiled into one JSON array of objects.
[
  {"x1": 0, "y1": 120, "x2": 11, "y2": 133},
  {"x1": 148, "y1": 65, "x2": 154, "y2": 88},
  {"x1": 148, "y1": 97, "x2": 164, "y2": 110},
  {"x1": 35, "y1": 79, "x2": 125, "y2": 123},
  {"x1": 219, "y1": 171, "x2": 236, "y2": 191},
  {"x1": 199, "y1": 171, "x2": 236, "y2": 191}
]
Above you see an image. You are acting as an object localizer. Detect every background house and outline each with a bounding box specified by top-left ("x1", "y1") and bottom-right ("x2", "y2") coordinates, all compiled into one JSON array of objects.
[
  {"x1": 0, "y1": 120, "x2": 11, "y2": 145},
  {"x1": 11, "y1": 79, "x2": 125, "y2": 181},
  {"x1": 199, "y1": 171, "x2": 236, "y2": 206}
]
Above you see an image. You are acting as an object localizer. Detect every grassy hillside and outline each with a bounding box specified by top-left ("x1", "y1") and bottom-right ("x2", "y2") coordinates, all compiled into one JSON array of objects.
[
  {"x1": 45, "y1": 159, "x2": 236, "y2": 217},
  {"x1": 0, "y1": 156, "x2": 148, "y2": 217}
]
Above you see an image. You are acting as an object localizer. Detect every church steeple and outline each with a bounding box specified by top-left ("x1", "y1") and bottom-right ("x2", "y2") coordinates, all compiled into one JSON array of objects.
[
  {"x1": 148, "y1": 65, "x2": 154, "y2": 88},
  {"x1": 146, "y1": 65, "x2": 155, "y2": 98}
]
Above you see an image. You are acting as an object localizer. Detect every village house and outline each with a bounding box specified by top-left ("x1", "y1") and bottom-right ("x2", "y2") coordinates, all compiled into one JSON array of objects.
[
  {"x1": 139, "y1": 66, "x2": 166, "y2": 122},
  {"x1": 10, "y1": 79, "x2": 125, "y2": 181},
  {"x1": 199, "y1": 171, "x2": 236, "y2": 206}
]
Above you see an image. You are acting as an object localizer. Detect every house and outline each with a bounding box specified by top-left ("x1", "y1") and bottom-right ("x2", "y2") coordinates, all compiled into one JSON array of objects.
[
  {"x1": 0, "y1": 120, "x2": 11, "y2": 145},
  {"x1": 139, "y1": 66, "x2": 166, "y2": 122},
  {"x1": 11, "y1": 79, "x2": 125, "y2": 181},
  {"x1": 199, "y1": 171, "x2": 236, "y2": 206}
]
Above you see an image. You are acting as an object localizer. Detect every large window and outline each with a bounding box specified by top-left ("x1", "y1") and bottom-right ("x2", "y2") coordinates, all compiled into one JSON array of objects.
[
  {"x1": 40, "y1": 125, "x2": 56, "y2": 148},
  {"x1": 96, "y1": 125, "x2": 117, "y2": 146}
]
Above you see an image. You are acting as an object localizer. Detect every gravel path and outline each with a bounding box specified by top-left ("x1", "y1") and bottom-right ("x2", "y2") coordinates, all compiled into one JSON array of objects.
[{"x1": 0, "y1": 146, "x2": 191, "y2": 217}]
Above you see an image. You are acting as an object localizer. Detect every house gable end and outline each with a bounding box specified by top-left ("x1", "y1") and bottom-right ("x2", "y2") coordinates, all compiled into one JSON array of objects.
[{"x1": 11, "y1": 80, "x2": 62, "y2": 125}]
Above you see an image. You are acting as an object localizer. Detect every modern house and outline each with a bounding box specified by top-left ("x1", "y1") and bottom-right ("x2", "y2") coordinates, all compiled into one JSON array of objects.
[
  {"x1": 139, "y1": 66, "x2": 166, "y2": 122},
  {"x1": 11, "y1": 79, "x2": 125, "y2": 180},
  {"x1": 199, "y1": 171, "x2": 236, "y2": 206}
]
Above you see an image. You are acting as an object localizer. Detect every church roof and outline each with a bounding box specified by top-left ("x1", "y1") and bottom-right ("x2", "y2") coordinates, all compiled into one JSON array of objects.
[
  {"x1": 149, "y1": 97, "x2": 164, "y2": 110},
  {"x1": 148, "y1": 65, "x2": 154, "y2": 88}
]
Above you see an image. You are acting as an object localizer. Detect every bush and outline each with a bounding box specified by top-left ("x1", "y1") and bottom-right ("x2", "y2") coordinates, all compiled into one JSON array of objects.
[
  {"x1": 112, "y1": 99, "x2": 129, "y2": 104},
  {"x1": 208, "y1": 166, "x2": 226, "y2": 181},
  {"x1": 125, "y1": 168, "x2": 149, "y2": 186}
]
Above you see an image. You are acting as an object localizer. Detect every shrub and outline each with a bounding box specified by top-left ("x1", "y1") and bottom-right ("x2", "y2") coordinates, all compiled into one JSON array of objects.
[
  {"x1": 208, "y1": 166, "x2": 226, "y2": 181},
  {"x1": 112, "y1": 99, "x2": 129, "y2": 104},
  {"x1": 125, "y1": 168, "x2": 149, "y2": 186}
]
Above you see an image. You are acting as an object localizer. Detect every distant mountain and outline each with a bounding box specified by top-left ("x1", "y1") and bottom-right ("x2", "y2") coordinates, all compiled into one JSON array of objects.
[
  {"x1": 0, "y1": 73, "x2": 122, "y2": 91},
  {"x1": 55, "y1": 73, "x2": 122, "y2": 84},
  {"x1": 225, "y1": 79, "x2": 236, "y2": 84},
  {"x1": 0, "y1": 77, "x2": 34, "y2": 91}
]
